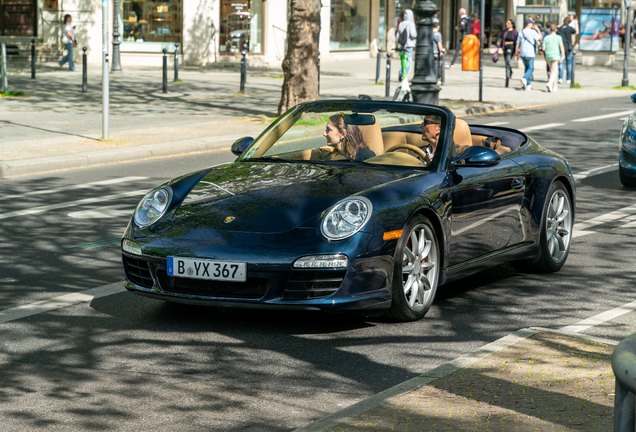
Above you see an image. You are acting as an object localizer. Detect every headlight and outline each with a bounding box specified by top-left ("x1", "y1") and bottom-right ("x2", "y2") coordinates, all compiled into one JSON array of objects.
[
  {"x1": 134, "y1": 187, "x2": 172, "y2": 227},
  {"x1": 627, "y1": 115, "x2": 636, "y2": 132},
  {"x1": 321, "y1": 197, "x2": 372, "y2": 240}
]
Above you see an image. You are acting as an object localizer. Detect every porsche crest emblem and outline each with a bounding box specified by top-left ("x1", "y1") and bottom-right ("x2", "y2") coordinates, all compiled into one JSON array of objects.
[{"x1": 224, "y1": 216, "x2": 236, "y2": 224}]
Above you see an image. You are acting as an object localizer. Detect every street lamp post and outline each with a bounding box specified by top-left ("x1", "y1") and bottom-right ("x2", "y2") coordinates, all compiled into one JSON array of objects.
[
  {"x1": 623, "y1": 0, "x2": 632, "y2": 87},
  {"x1": 411, "y1": 0, "x2": 441, "y2": 105},
  {"x1": 111, "y1": 0, "x2": 123, "y2": 73}
]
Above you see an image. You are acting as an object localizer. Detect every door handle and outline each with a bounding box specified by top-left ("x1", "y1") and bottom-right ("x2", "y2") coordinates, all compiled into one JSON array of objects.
[{"x1": 511, "y1": 177, "x2": 525, "y2": 191}]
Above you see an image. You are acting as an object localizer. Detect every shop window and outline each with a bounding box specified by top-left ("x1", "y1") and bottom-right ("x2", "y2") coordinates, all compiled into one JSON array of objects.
[
  {"x1": 331, "y1": 0, "x2": 370, "y2": 51},
  {"x1": 395, "y1": 0, "x2": 442, "y2": 45},
  {"x1": 121, "y1": 0, "x2": 182, "y2": 52},
  {"x1": 219, "y1": 0, "x2": 263, "y2": 55}
]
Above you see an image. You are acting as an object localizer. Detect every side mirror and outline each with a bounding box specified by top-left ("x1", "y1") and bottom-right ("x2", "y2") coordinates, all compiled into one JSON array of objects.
[
  {"x1": 453, "y1": 146, "x2": 501, "y2": 167},
  {"x1": 231, "y1": 137, "x2": 255, "y2": 156},
  {"x1": 630, "y1": 94, "x2": 636, "y2": 104}
]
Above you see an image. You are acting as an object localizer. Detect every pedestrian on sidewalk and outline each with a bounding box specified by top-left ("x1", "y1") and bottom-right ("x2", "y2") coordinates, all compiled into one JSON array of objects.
[
  {"x1": 542, "y1": 23, "x2": 565, "y2": 92},
  {"x1": 471, "y1": 13, "x2": 481, "y2": 39},
  {"x1": 497, "y1": 19, "x2": 518, "y2": 82},
  {"x1": 447, "y1": 8, "x2": 472, "y2": 69},
  {"x1": 557, "y1": 16, "x2": 576, "y2": 84},
  {"x1": 58, "y1": 14, "x2": 76, "y2": 71},
  {"x1": 541, "y1": 21, "x2": 553, "y2": 80},
  {"x1": 516, "y1": 18, "x2": 542, "y2": 91},
  {"x1": 396, "y1": 9, "x2": 417, "y2": 80},
  {"x1": 433, "y1": 22, "x2": 443, "y2": 82}
]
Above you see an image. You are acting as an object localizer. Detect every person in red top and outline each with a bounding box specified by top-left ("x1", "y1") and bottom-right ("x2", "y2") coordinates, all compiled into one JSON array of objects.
[{"x1": 471, "y1": 13, "x2": 481, "y2": 38}]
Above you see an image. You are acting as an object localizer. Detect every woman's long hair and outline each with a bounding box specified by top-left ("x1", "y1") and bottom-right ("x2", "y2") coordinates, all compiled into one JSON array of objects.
[{"x1": 329, "y1": 114, "x2": 369, "y2": 159}]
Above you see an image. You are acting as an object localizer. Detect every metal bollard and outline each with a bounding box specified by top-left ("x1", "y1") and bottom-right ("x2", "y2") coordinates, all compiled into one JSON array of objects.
[
  {"x1": 441, "y1": 50, "x2": 446, "y2": 85},
  {"x1": 375, "y1": 49, "x2": 382, "y2": 84},
  {"x1": 174, "y1": 43, "x2": 179, "y2": 81},
  {"x1": 31, "y1": 38, "x2": 36, "y2": 79},
  {"x1": 317, "y1": 51, "x2": 321, "y2": 95},
  {"x1": 240, "y1": 43, "x2": 247, "y2": 93},
  {"x1": 1, "y1": 43, "x2": 7, "y2": 93},
  {"x1": 570, "y1": 51, "x2": 576, "y2": 88},
  {"x1": 385, "y1": 53, "x2": 391, "y2": 98},
  {"x1": 82, "y1": 47, "x2": 87, "y2": 93},
  {"x1": 162, "y1": 49, "x2": 168, "y2": 94}
]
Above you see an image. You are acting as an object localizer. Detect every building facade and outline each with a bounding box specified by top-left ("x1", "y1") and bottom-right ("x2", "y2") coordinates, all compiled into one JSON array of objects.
[{"x1": 0, "y1": 0, "x2": 627, "y2": 66}]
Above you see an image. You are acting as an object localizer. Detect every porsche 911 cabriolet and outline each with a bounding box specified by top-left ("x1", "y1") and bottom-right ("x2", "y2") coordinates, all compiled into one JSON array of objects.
[{"x1": 121, "y1": 101, "x2": 575, "y2": 321}]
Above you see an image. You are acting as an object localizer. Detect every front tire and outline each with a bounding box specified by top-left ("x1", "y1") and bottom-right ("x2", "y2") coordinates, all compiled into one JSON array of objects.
[
  {"x1": 619, "y1": 164, "x2": 636, "y2": 187},
  {"x1": 518, "y1": 181, "x2": 573, "y2": 273},
  {"x1": 385, "y1": 215, "x2": 440, "y2": 321}
]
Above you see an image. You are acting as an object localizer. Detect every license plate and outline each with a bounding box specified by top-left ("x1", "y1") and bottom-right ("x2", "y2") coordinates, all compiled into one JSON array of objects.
[{"x1": 167, "y1": 257, "x2": 247, "y2": 282}]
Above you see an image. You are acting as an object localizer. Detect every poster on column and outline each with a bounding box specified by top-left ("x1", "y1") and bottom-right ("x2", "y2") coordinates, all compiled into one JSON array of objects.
[{"x1": 579, "y1": 8, "x2": 620, "y2": 52}]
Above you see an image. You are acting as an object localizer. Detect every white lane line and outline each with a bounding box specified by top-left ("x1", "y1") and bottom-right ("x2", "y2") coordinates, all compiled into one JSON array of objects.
[
  {"x1": 0, "y1": 176, "x2": 148, "y2": 202},
  {"x1": 68, "y1": 204, "x2": 133, "y2": 219},
  {"x1": 572, "y1": 201, "x2": 636, "y2": 238},
  {"x1": 483, "y1": 122, "x2": 510, "y2": 126},
  {"x1": 0, "y1": 190, "x2": 147, "y2": 220},
  {"x1": 560, "y1": 299, "x2": 636, "y2": 333},
  {"x1": 0, "y1": 282, "x2": 126, "y2": 324},
  {"x1": 571, "y1": 110, "x2": 634, "y2": 122},
  {"x1": 519, "y1": 123, "x2": 565, "y2": 132},
  {"x1": 572, "y1": 163, "x2": 619, "y2": 180}
]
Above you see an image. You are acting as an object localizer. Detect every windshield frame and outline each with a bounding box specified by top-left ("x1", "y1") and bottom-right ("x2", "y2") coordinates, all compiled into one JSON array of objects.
[{"x1": 237, "y1": 100, "x2": 454, "y2": 172}]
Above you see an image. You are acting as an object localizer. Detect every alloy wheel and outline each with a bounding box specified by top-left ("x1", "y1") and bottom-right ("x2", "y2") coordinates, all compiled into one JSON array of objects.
[{"x1": 401, "y1": 224, "x2": 438, "y2": 312}]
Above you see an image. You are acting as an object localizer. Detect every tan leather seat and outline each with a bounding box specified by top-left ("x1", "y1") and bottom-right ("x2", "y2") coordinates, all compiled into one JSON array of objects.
[
  {"x1": 454, "y1": 118, "x2": 473, "y2": 149},
  {"x1": 382, "y1": 131, "x2": 423, "y2": 152},
  {"x1": 357, "y1": 115, "x2": 384, "y2": 156}
]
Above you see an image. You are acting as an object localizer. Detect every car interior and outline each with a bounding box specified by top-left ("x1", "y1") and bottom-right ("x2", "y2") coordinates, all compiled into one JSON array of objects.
[{"x1": 255, "y1": 112, "x2": 526, "y2": 167}]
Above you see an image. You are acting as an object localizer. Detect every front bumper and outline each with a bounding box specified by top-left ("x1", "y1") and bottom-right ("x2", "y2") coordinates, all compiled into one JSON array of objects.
[
  {"x1": 121, "y1": 237, "x2": 395, "y2": 311},
  {"x1": 620, "y1": 127, "x2": 636, "y2": 176}
]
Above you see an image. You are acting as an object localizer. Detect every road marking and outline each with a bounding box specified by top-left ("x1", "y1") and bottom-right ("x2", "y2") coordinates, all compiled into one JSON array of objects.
[
  {"x1": 519, "y1": 123, "x2": 565, "y2": 132},
  {"x1": 573, "y1": 201, "x2": 636, "y2": 238},
  {"x1": 0, "y1": 190, "x2": 146, "y2": 220},
  {"x1": 559, "y1": 298, "x2": 636, "y2": 333},
  {"x1": 571, "y1": 110, "x2": 633, "y2": 122},
  {"x1": 68, "y1": 204, "x2": 133, "y2": 219},
  {"x1": 0, "y1": 176, "x2": 147, "y2": 202},
  {"x1": 67, "y1": 237, "x2": 122, "y2": 249},
  {"x1": 483, "y1": 122, "x2": 510, "y2": 126},
  {"x1": 572, "y1": 163, "x2": 618, "y2": 180},
  {"x1": 0, "y1": 282, "x2": 126, "y2": 324}
]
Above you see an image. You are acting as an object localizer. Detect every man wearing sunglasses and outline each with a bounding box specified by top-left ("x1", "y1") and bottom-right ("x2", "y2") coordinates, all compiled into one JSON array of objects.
[{"x1": 419, "y1": 115, "x2": 441, "y2": 159}]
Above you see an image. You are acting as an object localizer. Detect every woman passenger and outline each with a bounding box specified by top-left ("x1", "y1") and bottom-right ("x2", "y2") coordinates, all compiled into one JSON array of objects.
[{"x1": 321, "y1": 114, "x2": 375, "y2": 161}]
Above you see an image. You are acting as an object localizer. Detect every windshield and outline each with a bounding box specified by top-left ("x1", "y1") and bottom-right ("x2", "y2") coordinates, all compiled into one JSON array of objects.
[{"x1": 240, "y1": 102, "x2": 449, "y2": 170}]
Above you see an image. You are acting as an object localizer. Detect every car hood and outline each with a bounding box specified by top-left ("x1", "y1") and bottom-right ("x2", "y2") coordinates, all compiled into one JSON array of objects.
[{"x1": 168, "y1": 161, "x2": 418, "y2": 234}]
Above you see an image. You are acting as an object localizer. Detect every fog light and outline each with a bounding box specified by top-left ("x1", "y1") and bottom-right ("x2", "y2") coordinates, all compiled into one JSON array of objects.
[
  {"x1": 122, "y1": 239, "x2": 142, "y2": 256},
  {"x1": 293, "y1": 254, "x2": 348, "y2": 269}
]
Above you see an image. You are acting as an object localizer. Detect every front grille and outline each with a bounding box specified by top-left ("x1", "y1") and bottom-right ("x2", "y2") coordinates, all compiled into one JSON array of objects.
[
  {"x1": 123, "y1": 256, "x2": 154, "y2": 288},
  {"x1": 623, "y1": 148, "x2": 636, "y2": 166},
  {"x1": 284, "y1": 270, "x2": 346, "y2": 300},
  {"x1": 156, "y1": 271, "x2": 268, "y2": 299}
]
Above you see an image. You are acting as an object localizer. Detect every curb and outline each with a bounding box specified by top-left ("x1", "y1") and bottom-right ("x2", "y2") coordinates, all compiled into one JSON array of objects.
[
  {"x1": 0, "y1": 133, "x2": 243, "y2": 178},
  {"x1": 292, "y1": 327, "x2": 620, "y2": 432},
  {"x1": 451, "y1": 102, "x2": 516, "y2": 117}
]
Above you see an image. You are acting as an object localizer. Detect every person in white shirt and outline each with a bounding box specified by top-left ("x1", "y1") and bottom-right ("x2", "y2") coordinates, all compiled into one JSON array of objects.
[{"x1": 58, "y1": 14, "x2": 76, "y2": 71}]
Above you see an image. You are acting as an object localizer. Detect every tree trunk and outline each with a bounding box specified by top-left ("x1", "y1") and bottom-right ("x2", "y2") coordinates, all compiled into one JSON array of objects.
[{"x1": 277, "y1": 0, "x2": 321, "y2": 116}]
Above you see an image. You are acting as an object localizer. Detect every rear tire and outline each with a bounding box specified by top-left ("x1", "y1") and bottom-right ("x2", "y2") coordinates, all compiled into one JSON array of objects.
[
  {"x1": 619, "y1": 165, "x2": 636, "y2": 187},
  {"x1": 515, "y1": 181, "x2": 572, "y2": 273},
  {"x1": 385, "y1": 215, "x2": 440, "y2": 321}
]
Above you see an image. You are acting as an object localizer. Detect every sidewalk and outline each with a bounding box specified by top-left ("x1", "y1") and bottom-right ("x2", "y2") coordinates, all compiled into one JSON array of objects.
[
  {"x1": 0, "y1": 56, "x2": 634, "y2": 177},
  {"x1": 295, "y1": 329, "x2": 618, "y2": 432}
]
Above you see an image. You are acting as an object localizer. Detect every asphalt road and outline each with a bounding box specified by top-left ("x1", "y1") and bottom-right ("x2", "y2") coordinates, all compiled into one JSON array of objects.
[{"x1": 1, "y1": 96, "x2": 636, "y2": 431}]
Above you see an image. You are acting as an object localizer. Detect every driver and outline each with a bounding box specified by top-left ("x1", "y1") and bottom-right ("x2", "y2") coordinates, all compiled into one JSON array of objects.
[
  {"x1": 320, "y1": 113, "x2": 376, "y2": 161},
  {"x1": 418, "y1": 115, "x2": 441, "y2": 159}
]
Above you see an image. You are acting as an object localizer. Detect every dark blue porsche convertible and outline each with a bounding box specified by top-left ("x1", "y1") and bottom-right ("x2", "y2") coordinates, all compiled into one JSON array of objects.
[{"x1": 121, "y1": 101, "x2": 575, "y2": 321}]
